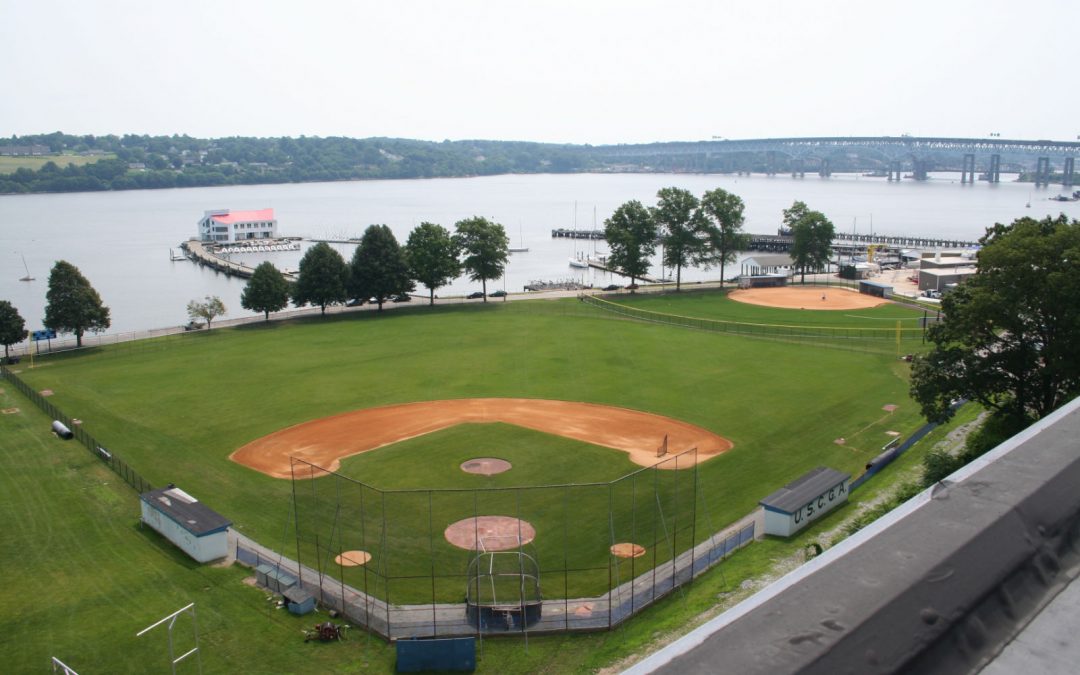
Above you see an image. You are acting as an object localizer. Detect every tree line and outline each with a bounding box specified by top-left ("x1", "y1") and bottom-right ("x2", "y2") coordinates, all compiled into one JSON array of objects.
[
  {"x1": 603, "y1": 187, "x2": 835, "y2": 290},
  {"x1": 0, "y1": 133, "x2": 590, "y2": 195}
]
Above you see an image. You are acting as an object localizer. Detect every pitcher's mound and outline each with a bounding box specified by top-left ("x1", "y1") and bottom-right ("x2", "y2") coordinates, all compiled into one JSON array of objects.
[
  {"x1": 445, "y1": 516, "x2": 536, "y2": 551},
  {"x1": 335, "y1": 550, "x2": 372, "y2": 567},
  {"x1": 460, "y1": 458, "x2": 512, "y2": 476}
]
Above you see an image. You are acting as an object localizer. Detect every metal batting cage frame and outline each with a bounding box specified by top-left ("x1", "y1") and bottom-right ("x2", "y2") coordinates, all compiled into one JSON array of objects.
[{"x1": 285, "y1": 448, "x2": 756, "y2": 640}]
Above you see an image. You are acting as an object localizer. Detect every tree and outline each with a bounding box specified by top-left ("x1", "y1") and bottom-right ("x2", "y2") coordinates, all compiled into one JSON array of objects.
[
  {"x1": 44, "y1": 260, "x2": 110, "y2": 347},
  {"x1": 349, "y1": 225, "x2": 414, "y2": 311},
  {"x1": 454, "y1": 216, "x2": 509, "y2": 302},
  {"x1": 0, "y1": 300, "x2": 26, "y2": 358},
  {"x1": 911, "y1": 214, "x2": 1080, "y2": 425},
  {"x1": 293, "y1": 242, "x2": 349, "y2": 315},
  {"x1": 653, "y1": 187, "x2": 707, "y2": 291},
  {"x1": 187, "y1": 295, "x2": 226, "y2": 329},
  {"x1": 406, "y1": 222, "x2": 460, "y2": 305},
  {"x1": 241, "y1": 261, "x2": 291, "y2": 321},
  {"x1": 603, "y1": 200, "x2": 657, "y2": 291},
  {"x1": 699, "y1": 188, "x2": 748, "y2": 287},
  {"x1": 785, "y1": 201, "x2": 835, "y2": 283}
]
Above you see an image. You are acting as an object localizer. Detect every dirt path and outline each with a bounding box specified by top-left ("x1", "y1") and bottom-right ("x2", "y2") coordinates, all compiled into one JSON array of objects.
[{"x1": 230, "y1": 398, "x2": 733, "y2": 478}]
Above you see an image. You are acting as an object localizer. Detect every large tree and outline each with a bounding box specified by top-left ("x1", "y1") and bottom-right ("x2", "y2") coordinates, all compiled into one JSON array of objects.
[
  {"x1": 911, "y1": 214, "x2": 1080, "y2": 424},
  {"x1": 406, "y1": 222, "x2": 460, "y2": 305},
  {"x1": 241, "y1": 261, "x2": 291, "y2": 321},
  {"x1": 785, "y1": 200, "x2": 835, "y2": 283},
  {"x1": 454, "y1": 216, "x2": 509, "y2": 302},
  {"x1": 349, "y1": 225, "x2": 414, "y2": 311},
  {"x1": 699, "y1": 188, "x2": 748, "y2": 287},
  {"x1": 653, "y1": 187, "x2": 707, "y2": 291},
  {"x1": 186, "y1": 295, "x2": 226, "y2": 329},
  {"x1": 603, "y1": 200, "x2": 657, "y2": 291},
  {"x1": 0, "y1": 300, "x2": 26, "y2": 358},
  {"x1": 44, "y1": 260, "x2": 110, "y2": 347},
  {"x1": 293, "y1": 242, "x2": 349, "y2": 315}
]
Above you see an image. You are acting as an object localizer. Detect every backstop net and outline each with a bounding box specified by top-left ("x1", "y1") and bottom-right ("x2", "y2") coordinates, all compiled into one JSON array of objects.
[{"x1": 285, "y1": 447, "x2": 751, "y2": 640}]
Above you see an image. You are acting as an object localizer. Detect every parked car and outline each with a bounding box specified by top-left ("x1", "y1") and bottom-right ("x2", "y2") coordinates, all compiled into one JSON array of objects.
[
  {"x1": 392, "y1": 294, "x2": 412, "y2": 303},
  {"x1": 182, "y1": 321, "x2": 204, "y2": 331},
  {"x1": 490, "y1": 290, "x2": 508, "y2": 297},
  {"x1": 601, "y1": 284, "x2": 622, "y2": 291},
  {"x1": 346, "y1": 298, "x2": 364, "y2": 307},
  {"x1": 466, "y1": 291, "x2": 485, "y2": 299}
]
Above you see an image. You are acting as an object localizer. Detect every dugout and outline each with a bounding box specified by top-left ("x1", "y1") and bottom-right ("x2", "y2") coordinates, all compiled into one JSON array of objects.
[
  {"x1": 858, "y1": 280, "x2": 893, "y2": 299},
  {"x1": 139, "y1": 484, "x2": 232, "y2": 563},
  {"x1": 759, "y1": 467, "x2": 850, "y2": 537}
]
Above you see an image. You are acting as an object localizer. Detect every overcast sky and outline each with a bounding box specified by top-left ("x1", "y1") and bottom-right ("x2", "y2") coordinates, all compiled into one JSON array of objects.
[{"x1": 2, "y1": 0, "x2": 1077, "y2": 145}]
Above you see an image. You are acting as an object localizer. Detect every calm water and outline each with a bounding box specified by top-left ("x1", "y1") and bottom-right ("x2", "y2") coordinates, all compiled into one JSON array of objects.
[{"x1": 1, "y1": 172, "x2": 1075, "y2": 335}]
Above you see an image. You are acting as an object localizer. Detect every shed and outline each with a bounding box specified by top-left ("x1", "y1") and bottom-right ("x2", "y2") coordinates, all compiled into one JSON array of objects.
[
  {"x1": 283, "y1": 585, "x2": 316, "y2": 615},
  {"x1": 139, "y1": 485, "x2": 231, "y2": 563},
  {"x1": 759, "y1": 467, "x2": 850, "y2": 537},
  {"x1": 859, "y1": 280, "x2": 893, "y2": 298}
]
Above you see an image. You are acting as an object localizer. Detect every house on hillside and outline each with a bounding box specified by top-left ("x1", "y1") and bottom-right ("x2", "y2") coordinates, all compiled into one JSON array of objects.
[{"x1": 198, "y1": 208, "x2": 277, "y2": 243}]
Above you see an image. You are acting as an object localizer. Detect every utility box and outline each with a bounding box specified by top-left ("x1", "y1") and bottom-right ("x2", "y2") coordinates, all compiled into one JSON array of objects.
[{"x1": 283, "y1": 585, "x2": 315, "y2": 615}]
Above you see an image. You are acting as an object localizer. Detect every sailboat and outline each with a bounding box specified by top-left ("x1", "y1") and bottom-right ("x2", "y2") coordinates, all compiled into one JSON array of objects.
[
  {"x1": 509, "y1": 223, "x2": 529, "y2": 253},
  {"x1": 1025, "y1": 192, "x2": 1031, "y2": 208},
  {"x1": 568, "y1": 204, "x2": 588, "y2": 268},
  {"x1": 19, "y1": 255, "x2": 34, "y2": 281}
]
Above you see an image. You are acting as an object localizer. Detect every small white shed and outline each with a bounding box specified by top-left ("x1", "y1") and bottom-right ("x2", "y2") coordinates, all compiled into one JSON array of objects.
[
  {"x1": 759, "y1": 467, "x2": 851, "y2": 538},
  {"x1": 140, "y1": 485, "x2": 232, "y2": 563}
]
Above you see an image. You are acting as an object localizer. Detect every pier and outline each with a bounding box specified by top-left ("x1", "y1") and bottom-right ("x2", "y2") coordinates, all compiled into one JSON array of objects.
[
  {"x1": 181, "y1": 240, "x2": 298, "y2": 282},
  {"x1": 552, "y1": 228, "x2": 605, "y2": 239}
]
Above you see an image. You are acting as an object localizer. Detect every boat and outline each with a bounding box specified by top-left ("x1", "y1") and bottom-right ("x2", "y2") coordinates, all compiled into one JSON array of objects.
[
  {"x1": 19, "y1": 254, "x2": 34, "y2": 281},
  {"x1": 568, "y1": 203, "x2": 588, "y2": 267},
  {"x1": 509, "y1": 224, "x2": 529, "y2": 253}
]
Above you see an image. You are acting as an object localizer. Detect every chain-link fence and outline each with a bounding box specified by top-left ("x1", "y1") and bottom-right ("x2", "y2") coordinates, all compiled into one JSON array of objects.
[
  {"x1": 1, "y1": 364, "x2": 153, "y2": 494},
  {"x1": 579, "y1": 293, "x2": 932, "y2": 354}
]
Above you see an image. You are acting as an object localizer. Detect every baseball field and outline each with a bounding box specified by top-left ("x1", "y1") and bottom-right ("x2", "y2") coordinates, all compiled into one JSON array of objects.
[{"x1": 2, "y1": 286, "x2": 940, "y2": 672}]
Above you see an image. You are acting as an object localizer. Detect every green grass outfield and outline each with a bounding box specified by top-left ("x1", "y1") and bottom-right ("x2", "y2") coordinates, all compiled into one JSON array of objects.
[{"x1": 2, "y1": 292, "x2": 939, "y2": 671}]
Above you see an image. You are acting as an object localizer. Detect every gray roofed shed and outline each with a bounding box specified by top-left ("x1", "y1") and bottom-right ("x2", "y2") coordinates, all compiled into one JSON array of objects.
[
  {"x1": 140, "y1": 486, "x2": 231, "y2": 536},
  {"x1": 759, "y1": 467, "x2": 851, "y2": 537},
  {"x1": 139, "y1": 485, "x2": 232, "y2": 562}
]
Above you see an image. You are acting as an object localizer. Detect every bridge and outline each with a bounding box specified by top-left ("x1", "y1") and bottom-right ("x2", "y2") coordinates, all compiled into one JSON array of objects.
[{"x1": 593, "y1": 136, "x2": 1080, "y2": 186}]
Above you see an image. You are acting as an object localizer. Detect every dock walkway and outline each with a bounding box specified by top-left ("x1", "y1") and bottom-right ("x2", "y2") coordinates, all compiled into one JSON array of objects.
[{"x1": 182, "y1": 240, "x2": 298, "y2": 282}]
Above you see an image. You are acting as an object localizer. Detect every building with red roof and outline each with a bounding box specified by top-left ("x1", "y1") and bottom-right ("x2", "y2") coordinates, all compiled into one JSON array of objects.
[{"x1": 198, "y1": 208, "x2": 277, "y2": 243}]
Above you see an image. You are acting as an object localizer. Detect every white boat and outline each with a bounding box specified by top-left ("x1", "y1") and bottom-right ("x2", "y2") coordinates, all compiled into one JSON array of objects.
[
  {"x1": 19, "y1": 254, "x2": 34, "y2": 281},
  {"x1": 509, "y1": 223, "x2": 529, "y2": 253},
  {"x1": 569, "y1": 254, "x2": 589, "y2": 269}
]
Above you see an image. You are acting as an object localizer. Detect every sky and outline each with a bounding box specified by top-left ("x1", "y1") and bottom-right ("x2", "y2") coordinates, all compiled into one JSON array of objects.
[{"x1": 2, "y1": 0, "x2": 1077, "y2": 145}]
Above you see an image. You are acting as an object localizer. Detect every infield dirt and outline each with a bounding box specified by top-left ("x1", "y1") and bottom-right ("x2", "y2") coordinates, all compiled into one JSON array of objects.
[
  {"x1": 230, "y1": 398, "x2": 732, "y2": 478},
  {"x1": 729, "y1": 286, "x2": 889, "y2": 310}
]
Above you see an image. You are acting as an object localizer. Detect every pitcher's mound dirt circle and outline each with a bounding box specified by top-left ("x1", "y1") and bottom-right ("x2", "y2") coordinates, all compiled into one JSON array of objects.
[
  {"x1": 610, "y1": 543, "x2": 647, "y2": 558},
  {"x1": 444, "y1": 516, "x2": 536, "y2": 551},
  {"x1": 460, "y1": 458, "x2": 512, "y2": 476},
  {"x1": 729, "y1": 286, "x2": 888, "y2": 310},
  {"x1": 334, "y1": 550, "x2": 372, "y2": 567}
]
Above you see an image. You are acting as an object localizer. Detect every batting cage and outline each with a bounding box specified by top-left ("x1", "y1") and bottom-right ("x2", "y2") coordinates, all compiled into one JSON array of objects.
[{"x1": 284, "y1": 447, "x2": 753, "y2": 640}]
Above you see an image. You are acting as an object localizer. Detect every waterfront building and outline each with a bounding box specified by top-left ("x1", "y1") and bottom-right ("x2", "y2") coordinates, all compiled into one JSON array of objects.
[{"x1": 198, "y1": 208, "x2": 277, "y2": 243}]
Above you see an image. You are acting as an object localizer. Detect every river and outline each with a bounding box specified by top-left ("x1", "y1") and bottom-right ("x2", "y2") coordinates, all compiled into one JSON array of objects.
[{"x1": 1, "y1": 172, "x2": 1076, "y2": 336}]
